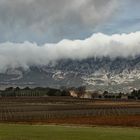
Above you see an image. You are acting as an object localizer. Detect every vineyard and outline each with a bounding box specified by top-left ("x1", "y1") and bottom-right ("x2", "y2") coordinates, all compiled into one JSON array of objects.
[{"x1": 0, "y1": 96, "x2": 140, "y2": 126}]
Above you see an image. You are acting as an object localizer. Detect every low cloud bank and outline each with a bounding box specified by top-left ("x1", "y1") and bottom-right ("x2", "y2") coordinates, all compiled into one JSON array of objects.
[{"x1": 0, "y1": 31, "x2": 140, "y2": 72}]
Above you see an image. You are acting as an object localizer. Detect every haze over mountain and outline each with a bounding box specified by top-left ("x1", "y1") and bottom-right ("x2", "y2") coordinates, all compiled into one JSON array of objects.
[{"x1": 0, "y1": 0, "x2": 140, "y2": 92}]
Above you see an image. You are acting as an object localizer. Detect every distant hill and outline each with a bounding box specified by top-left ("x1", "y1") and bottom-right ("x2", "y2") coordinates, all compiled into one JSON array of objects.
[{"x1": 1, "y1": 56, "x2": 140, "y2": 92}]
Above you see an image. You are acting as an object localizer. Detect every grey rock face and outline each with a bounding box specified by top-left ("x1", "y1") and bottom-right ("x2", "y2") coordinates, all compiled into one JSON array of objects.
[{"x1": 1, "y1": 56, "x2": 140, "y2": 92}]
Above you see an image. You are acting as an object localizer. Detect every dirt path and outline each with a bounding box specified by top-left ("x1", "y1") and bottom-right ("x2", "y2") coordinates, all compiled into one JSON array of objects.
[{"x1": 45, "y1": 115, "x2": 140, "y2": 127}]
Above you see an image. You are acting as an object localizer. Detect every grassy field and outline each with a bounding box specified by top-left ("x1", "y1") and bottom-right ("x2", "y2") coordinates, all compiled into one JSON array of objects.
[{"x1": 0, "y1": 124, "x2": 140, "y2": 140}]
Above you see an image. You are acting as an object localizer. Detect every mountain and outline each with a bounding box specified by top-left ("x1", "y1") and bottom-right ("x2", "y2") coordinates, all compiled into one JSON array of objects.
[{"x1": 0, "y1": 56, "x2": 140, "y2": 92}]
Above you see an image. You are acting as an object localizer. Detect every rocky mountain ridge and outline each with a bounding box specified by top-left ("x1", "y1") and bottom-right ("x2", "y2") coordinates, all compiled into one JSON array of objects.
[{"x1": 0, "y1": 56, "x2": 140, "y2": 92}]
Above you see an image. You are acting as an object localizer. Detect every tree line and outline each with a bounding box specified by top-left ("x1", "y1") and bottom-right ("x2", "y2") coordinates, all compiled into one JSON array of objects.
[
  {"x1": 0, "y1": 87, "x2": 69, "y2": 97},
  {"x1": 0, "y1": 86, "x2": 140, "y2": 100}
]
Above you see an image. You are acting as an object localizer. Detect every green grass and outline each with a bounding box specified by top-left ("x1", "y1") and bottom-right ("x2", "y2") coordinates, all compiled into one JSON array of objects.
[{"x1": 0, "y1": 124, "x2": 140, "y2": 140}]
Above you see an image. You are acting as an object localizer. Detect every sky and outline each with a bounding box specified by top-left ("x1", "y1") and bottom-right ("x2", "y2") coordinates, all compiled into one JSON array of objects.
[
  {"x1": 0, "y1": 0, "x2": 140, "y2": 43},
  {"x1": 0, "y1": 0, "x2": 140, "y2": 72}
]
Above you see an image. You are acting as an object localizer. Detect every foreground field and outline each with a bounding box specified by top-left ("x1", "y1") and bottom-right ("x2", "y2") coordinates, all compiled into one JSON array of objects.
[
  {"x1": 0, "y1": 124, "x2": 140, "y2": 140},
  {"x1": 0, "y1": 97, "x2": 140, "y2": 126},
  {"x1": 47, "y1": 115, "x2": 140, "y2": 127}
]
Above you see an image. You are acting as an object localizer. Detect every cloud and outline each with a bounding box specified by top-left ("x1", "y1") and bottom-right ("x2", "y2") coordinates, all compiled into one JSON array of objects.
[
  {"x1": 0, "y1": 0, "x2": 118, "y2": 42},
  {"x1": 0, "y1": 31, "x2": 140, "y2": 73}
]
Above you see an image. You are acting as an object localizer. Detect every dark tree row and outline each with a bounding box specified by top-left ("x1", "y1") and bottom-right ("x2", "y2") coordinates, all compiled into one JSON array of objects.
[
  {"x1": 103, "y1": 90, "x2": 140, "y2": 100},
  {"x1": 0, "y1": 87, "x2": 70, "y2": 97}
]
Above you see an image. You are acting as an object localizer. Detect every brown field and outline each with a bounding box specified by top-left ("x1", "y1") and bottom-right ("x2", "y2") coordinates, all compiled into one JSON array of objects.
[
  {"x1": 46, "y1": 115, "x2": 140, "y2": 127},
  {"x1": 0, "y1": 96, "x2": 140, "y2": 127}
]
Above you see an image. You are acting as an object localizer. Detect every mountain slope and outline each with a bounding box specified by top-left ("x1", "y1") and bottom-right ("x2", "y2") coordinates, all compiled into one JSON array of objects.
[{"x1": 0, "y1": 56, "x2": 140, "y2": 92}]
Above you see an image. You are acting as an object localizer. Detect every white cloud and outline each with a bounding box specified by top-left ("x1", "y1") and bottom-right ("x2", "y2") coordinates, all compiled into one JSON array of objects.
[{"x1": 0, "y1": 31, "x2": 140, "y2": 73}]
